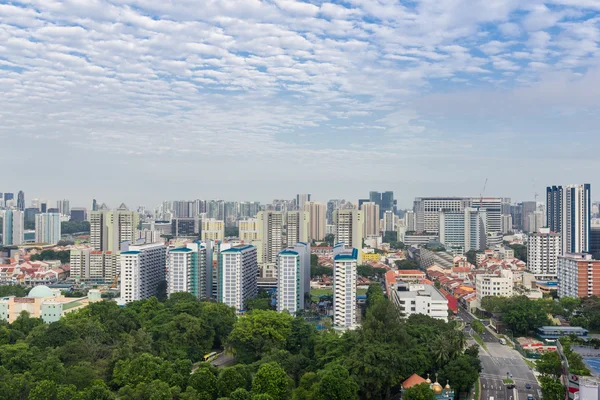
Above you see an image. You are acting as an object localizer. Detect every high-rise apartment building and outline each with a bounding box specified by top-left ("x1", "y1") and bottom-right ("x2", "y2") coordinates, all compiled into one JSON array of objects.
[
  {"x1": 404, "y1": 210, "x2": 416, "y2": 232},
  {"x1": 528, "y1": 211, "x2": 544, "y2": 234},
  {"x1": 383, "y1": 210, "x2": 396, "y2": 233},
  {"x1": 201, "y1": 218, "x2": 224, "y2": 241},
  {"x1": 333, "y1": 245, "x2": 358, "y2": 329},
  {"x1": 57, "y1": 199, "x2": 70, "y2": 216},
  {"x1": 239, "y1": 218, "x2": 260, "y2": 242},
  {"x1": 303, "y1": 201, "x2": 326, "y2": 241},
  {"x1": 286, "y1": 211, "x2": 309, "y2": 247},
  {"x1": 239, "y1": 202, "x2": 261, "y2": 219},
  {"x1": 471, "y1": 197, "x2": 507, "y2": 234},
  {"x1": 521, "y1": 201, "x2": 538, "y2": 232},
  {"x1": 172, "y1": 218, "x2": 199, "y2": 237},
  {"x1": 276, "y1": 243, "x2": 310, "y2": 314},
  {"x1": 69, "y1": 249, "x2": 119, "y2": 281},
  {"x1": 296, "y1": 194, "x2": 311, "y2": 210},
  {"x1": 546, "y1": 186, "x2": 563, "y2": 234},
  {"x1": 218, "y1": 245, "x2": 258, "y2": 312},
  {"x1": 438, "y1": 208, "x2": 487, "y2": 251},
  {"x1": 547, "y1": 184, "x2": 591, "y2": 254},
  {"x1": 120, "y1": 242, "x2": 167, "y2": 303},
  {"x1": 16, "y1": 191, "x2": 24, "y2": 211},
  {"x1": 334, "y1": 209, "x2": 363, "y2": 262},
  {"x1": 90, "y1": 208, "x2": 139, "y2": 253},
  {"x1": 34, "y1": 213, "x2": 61, "y2": 244},
  {"x1": 166, "y1": 241, "x2": 213, "y2": 298},
  {"x1": 1, "y1": 210, "x2": 24, "y2": 245},
  {"x1": 501, "y1": 214, "x2": 513, "y2": 234},
  {"x1": 558, "y1": 253, "x2": 600, "y2": 298},
  {"x1": 256, "y1": 211, "x2": 283, "y2": 266},
  {"x1": 527, "y1": 228, "x2": 561, "y2": 275},
  {"x1": 360, "y1": 202, "x2": 380, "y2": 237}
]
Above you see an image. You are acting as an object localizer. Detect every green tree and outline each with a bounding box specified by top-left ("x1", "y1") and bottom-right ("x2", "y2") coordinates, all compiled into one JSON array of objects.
[
  {"x1": 403, "y1": 382, "x2": 435, "y2": 400},
  {"x1": 28, "y1": 380, "x2": 58, "y2": 400},
  {"x1": 539, "y1": 375, "x2": 565, "y2": 400},
  {"x1": 218, "y1": 366, "x2": 250, "y2": 397},
  {"x1": 189, "y1": 368, "x2": 218, "y2": 397},
  {"x1": 465, "y1": 250, "x2": 477, "y2": 266},
  {"x1": 471, "y1": 320, "x2": 485, "y2": 335},
  {"x1": 313, "y1": 363, "x2": 358, "y2": 400},
  {"x1": 225, "y1": 227, "x2": 239, "y2": 237},
  {"x1": 230, "y1": 388, "x2": 252, "y2": 400},
  {"x1": 310, "y1": 254, "x2": 318, "y2": 268},
  {"x1": 536, "y1": 352, "x2": 562, "y2": 378},
  {"x1": 310, "y1": 266, "x2": 332, "y2": 277},
  {"x1": 251, "y1": 362, "x2": 290, "y2": 400},
  {"x1": 324, "y1": 234, "x2": 335, "y2": 246},
  {"x1": 439, "y1": 354, "x2": 481, "y2": 395},
  {"x1": 559, "y1": 297, "x2": 580, "y2": 317},
  {"x1": 508, "y1": 244, "x2": 527, "y2": 262},
  {"x1": 227, "y1": 310, "x2": 294, "y2": 363},
  {"x1": 394, "y1": 259, "x2": 419, "y2": 269}
]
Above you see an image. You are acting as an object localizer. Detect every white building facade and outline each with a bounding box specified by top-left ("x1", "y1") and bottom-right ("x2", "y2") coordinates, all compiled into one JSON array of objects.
[
  {"x1": 333, "y1": 245, "x2": 358, "y2": 329},
  {"x1": 34, "y1": 213, "x2": 61, "y2": 244},
  {"x1": 120, "y1": 242, "x2": 167, "y2": 303},
  {"x1": 528, "y1": 228, "x2": 561, "y2": 275},
  {"x1": 389, "y1": 283, "x2": 449, "y2": 322},
  {"x1": 276, "y1": 242, "x2": 310, "y2": 314},
  {"x1": 476, "y1": 270, "x2": 514, "y2": 301},
  {"x1": 218, "y1": 245, "x2": 258, "y2": 312},
  {"x1": 1, "y1": 210, "x2": 24, "y2": 245}
]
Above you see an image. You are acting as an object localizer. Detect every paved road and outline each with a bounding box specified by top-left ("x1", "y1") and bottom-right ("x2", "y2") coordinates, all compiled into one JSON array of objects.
[
  {"x1": 212, "y1": 353, "x2": 235, "y2": 367},
  {"x1": 457, "y1": 307, "x2": 497, "y2": 343},
  {"x1": 479, "y1": 343, "x2": 541, "y2": 400}
]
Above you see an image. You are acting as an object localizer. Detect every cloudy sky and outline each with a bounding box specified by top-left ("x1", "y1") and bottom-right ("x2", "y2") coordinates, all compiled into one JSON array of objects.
[{"x1": 1, "y1": 0, "x2": 600, "y2": 209}]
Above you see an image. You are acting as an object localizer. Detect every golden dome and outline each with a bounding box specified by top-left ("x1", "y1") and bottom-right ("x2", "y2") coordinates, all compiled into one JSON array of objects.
[
  {"x1": 432, "y1": 382, "x2": 443, "y2": 394},
  {"x1": 445, "y1": 382, "x2": 451, "y2": 389},
  {"x1": 426, "y1": 374, "x2": 432, "y2": 384}
]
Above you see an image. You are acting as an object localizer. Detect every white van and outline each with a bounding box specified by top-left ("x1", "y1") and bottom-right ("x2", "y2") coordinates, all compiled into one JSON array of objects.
[{"x1": 499, "y1": 338, "x2": 506, "y2": 345}]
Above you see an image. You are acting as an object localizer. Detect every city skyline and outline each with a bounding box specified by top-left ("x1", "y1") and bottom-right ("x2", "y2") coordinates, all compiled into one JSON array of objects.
[{"x1": 1, "y1": 1, "x2": 600, "y2": 207}]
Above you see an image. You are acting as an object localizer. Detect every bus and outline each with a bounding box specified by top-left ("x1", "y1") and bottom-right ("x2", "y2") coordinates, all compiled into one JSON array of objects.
[{"x1": 203, "y1": 352, "x2": 218, "y2": 363}]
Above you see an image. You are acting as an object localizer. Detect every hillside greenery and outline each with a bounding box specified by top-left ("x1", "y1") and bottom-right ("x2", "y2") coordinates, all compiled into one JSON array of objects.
[{"x1": 0, "y1": 285, "x2": 476, "y2": 399}]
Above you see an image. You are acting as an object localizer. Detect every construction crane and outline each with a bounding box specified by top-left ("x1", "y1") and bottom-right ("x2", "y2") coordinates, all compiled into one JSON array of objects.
[{"x1": 479, "y1": 178, "x2": 488, "y2": 209}]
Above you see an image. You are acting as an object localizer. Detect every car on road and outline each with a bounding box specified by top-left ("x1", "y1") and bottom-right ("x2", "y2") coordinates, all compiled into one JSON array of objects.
[
  {"x1": 499, "y1": 338, "x2": 506, "y2": 345},
  {"x1": 525, "y1": 383, "x2": 532, "y2": 389},
  {"x1": 527, "y1": 395, "x2": 533, "y2": 400}
]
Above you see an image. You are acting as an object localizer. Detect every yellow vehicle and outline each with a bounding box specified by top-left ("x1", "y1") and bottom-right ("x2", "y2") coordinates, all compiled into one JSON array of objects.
[{"x1": 203, "y1": 352, "x2": 218, "y2": 363}]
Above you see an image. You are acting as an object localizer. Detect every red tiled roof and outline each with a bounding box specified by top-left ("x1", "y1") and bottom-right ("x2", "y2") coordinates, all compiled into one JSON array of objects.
[
  {"x1": 397, "y1": 269, "x2": 425, "y2": 275},
  {"x1": 402, "y1": 374, "x2": 426, "y2": 389}
]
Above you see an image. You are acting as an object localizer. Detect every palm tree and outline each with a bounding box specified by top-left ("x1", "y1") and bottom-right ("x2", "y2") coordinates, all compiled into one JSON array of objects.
[{"x1": 430, "y1": 334, "x2": 451, "y2": 367}]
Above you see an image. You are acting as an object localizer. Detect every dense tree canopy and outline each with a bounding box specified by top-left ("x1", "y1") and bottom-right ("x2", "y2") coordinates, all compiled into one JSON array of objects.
[
  {"x1": 29, "y1": 250, "x2": 70, "y2": 264},
  {"x1": 480, "y1": 296, "x2": 551, "y2": 334},
  {"x1": 61, "y1": 221, "x2": 90, "y2": 235},
  {"x1": 0, "y1": 284, "x2": 474, "y2": 400}
]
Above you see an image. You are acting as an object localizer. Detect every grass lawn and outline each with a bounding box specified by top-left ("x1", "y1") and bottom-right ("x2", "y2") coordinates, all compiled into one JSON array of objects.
[
  {"x1": 474, "y1": 377, "x2": 480, "y2": 400},
  {"x1": 311, "y1": 288, "x2": 368, "y2": 302},
  {"x1": 503, "y1": 378, "x2": 514, "y2": 384},
  {"x1": 472, "y1": 332, "x2": 488, "y2": 352}
]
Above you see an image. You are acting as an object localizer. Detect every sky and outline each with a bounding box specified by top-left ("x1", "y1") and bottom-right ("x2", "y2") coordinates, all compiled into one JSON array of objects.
[{"x1": 1, "y1": 0, "x2": 600, "y2": 210}]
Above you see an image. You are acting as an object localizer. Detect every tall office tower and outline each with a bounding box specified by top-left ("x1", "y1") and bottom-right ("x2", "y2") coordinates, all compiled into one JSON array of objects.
[
  {"x1": 276, "y1": 242, "x2": 310, "y2": 314},
  {"x1": 471, "y1": 197, "x2": 506, "y2": 234},
  {"x1": 360, "y1": 202, "x2": 380, "y2": 237},
  {"x1": 528, "y1": 228, "x2": 561, "y2": 275},
  {"x1": 218, "y1": 245, "x2": 258, "y2": 312},
  {"x1": 57, "y1": 199, "x2": 70, "y2": 216},
  {"x1": 501, "y1": 214, "x2": 513, "y2": 234},
  {"x1": 3, "y1": 193, "x2": 14, "y2": 202},
  {"x1": 439, "y1": 208, "x2": 487, "y2": 251},
  {"x1": 34, "y1": 213, "x2": 61, "y2": 244},
  {"x1": 1, "y1": 210, "x2": 24, "y2": 245},
  {"x1": 92, "y1": 199, "x2": 98, "y2": 212},
  {"x1": 239, "y1": 218, "x2": 260, "y2": 242},
  {"x1": 546, "y1": 186, "x2": 563, "y2": 233},
  {"x1": 120, "y1": 242, "x2": 167, "y2": 303},
  {"x1": 24, "y1": 208, "x2": 39, "y2": 226},
  {"x1": 381, "y1": 191, "x2": 396, "y2": 217},
  {"x1": 40, "y1": 201, "x2": 47, "y2": 213},
  {"x1": 510, "y1": 203, "x2": 523, "y2": 231},
  {"x1": 413, "y1": 197, "x2": 469, "y2": 234},
  {"x1": 333, "y1": 245, "x2": 358, "y2": 329},
  {"x1": 201, "y1": 218, "x2": 225, "y2": 241},
  {"x1": 256, "y1": 211, "x2": 284, "y2": 266},
  {"x1": 172, "y1": 218, "x2": 199, "y2": 237},
  {"x1": 591, "y1": 227, "x2": 600, "y2": 260},
  {"x1": 296, "y1": 194, "x2": 311, "y2": 210},
  {"x1": 0, "y1": 193, "x2": 3, "y2": 207},
  {"x1": 404, "y1": 210, "x2": 416, "y2": 231},
  {"x1": 383, "y1": 210, "x2": 396, "y2": 233},
  {"x1": 30, "y1": 198, "x2": 40, "y2": 210},
  {"x1": 521, "y1": 201, "x2": 538, "y2": 232},
  {"x1": 528, "y1": 211, "x2": 545, "y2": 234},
  {"x1": 286, "y1": 211, "x2": 309, "y2": 247},
  {"x1": 224, "y1": 201, "x2": 239, "y2": 227},
  {"x1": 558, "y1": 253, "x2": 600, "y2": 298},
  {"x1": 333, "y1": 209, "x2": 363, "y2": 262},
  {"x1": 16, "y1": 191, "x2": 24, "y2": 211},
  {"x1": 304, "y1": 201, "x2": 326, "y2": 241},
  {"x1": 90, "y1": 209, "x2": 139, "y2": 252},
  {"x1": 564, "y1": 184, "x2": 591, "y2": 254},
  {"x1": 70, "y1": 208, "x2": 87, "y2": 222},
  {"x1": 173, "y1": 200, "x2": 194, "y2": 218}
]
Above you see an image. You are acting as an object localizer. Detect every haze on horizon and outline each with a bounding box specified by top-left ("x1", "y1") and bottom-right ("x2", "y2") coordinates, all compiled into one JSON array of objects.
[{"x1": 1, "y1": 0, "x2": 600, "y2": 208}]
